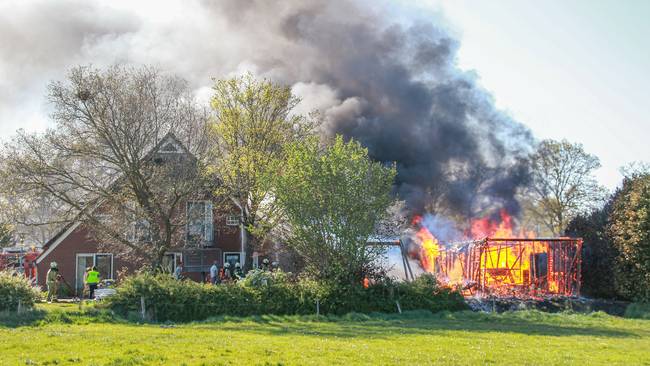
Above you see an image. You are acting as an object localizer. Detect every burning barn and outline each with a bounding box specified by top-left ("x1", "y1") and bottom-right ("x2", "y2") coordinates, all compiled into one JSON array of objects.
[
  {"x1": 412, "y1": 211, "x2": 582, "y2": 298},
  {"x1": 433, "y1": 238, "x2": 582, "y2": 298}
]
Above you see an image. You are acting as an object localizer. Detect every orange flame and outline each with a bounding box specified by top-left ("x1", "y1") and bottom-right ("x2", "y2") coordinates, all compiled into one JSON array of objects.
[
  {"x1": 470, "y1": 209, "x2": 515, "y2": 239},
  {"x1": 415, "y1": 222, "x2": 439, "y2": 273}
]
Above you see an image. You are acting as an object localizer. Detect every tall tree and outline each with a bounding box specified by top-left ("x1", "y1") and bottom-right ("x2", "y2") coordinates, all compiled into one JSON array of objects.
[
  {"x1": 565, "y1": 201, "x2": 620, "y2": 299},
  {"x1": 274, "y1": 136, "x2": 396, "y2": 285},
  {"x1": 609, "y1": 172, "x2": 650, "y2": 302},
  {"x1": 207, "y1": 73, "x2": 317, "y2": 268},
  {"x1": 1, "y1": 65, "x2": 210, "y2": 267},
  {"x1": 526, "y1": 139, "x2": 606, "y2": 235}
]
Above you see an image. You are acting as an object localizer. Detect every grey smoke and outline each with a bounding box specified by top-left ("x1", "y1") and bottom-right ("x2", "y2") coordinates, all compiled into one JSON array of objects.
[{"x1": 0, "y1": 0, "x2": 533, "y2": 217}]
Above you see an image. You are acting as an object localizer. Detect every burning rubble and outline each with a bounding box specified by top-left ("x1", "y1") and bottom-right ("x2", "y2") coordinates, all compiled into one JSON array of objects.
[{"x1": 411, "y1": 210, "x2": 582, "y2": 299}]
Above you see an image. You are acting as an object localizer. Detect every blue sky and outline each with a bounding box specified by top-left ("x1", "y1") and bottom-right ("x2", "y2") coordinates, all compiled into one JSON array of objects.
[{"x1": 409, "y1": 0, "x2": 650, "y2": 189}]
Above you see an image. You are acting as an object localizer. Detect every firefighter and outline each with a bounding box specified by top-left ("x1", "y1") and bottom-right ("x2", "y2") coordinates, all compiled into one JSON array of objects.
[
  {"x1": 261, "y1": 258, "x2": 270, "y2": 271},
  {"x1": 85, "y1": 266, "x2": 100, "y2": 300},
  {"x1": 222, "y1": 262, "x2": 232, "y2": 281},
  {"x1": 46, "y1": 262, "x2": 60, "y2": 303},
  {"x1": 271, "y1": 261, "x2": 279, "y2": 272},
  {"x1": 234, "y1": 262, "x2": 244, "y2": 281}
]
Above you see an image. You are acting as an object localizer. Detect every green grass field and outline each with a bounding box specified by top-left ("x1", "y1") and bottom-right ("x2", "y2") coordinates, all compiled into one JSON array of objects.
[{"x1": 1, "y1": 303, "x2": 649, "y2": 365}]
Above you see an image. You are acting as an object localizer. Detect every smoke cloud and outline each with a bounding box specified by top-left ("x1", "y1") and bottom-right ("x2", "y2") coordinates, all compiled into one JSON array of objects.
[{"x1": 0, "y1": 0, "x2": 533, "y2": 217}]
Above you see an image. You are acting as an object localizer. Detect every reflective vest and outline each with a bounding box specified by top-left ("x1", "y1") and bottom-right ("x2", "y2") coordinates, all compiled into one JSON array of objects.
[{"x1": 86, "y1": 270, "x2": 100, "y2": 284}]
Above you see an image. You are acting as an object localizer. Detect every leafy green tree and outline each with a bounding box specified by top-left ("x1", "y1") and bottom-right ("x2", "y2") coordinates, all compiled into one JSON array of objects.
[
  {"x1": 609, "y1": 173, "x2": 650, "y2": 301},
  {"x1": 527, "y1": 139, "x2": 607, "y2": 235},
  {"x1": 274, "y1": 136, "x2": 396, "y2": 285},
  {"x1": 566, "y1": 201, "x2": 620, "y2": 299},
  {"x1": 207, "y1": 74, "x2": 317, "y2": 268}
]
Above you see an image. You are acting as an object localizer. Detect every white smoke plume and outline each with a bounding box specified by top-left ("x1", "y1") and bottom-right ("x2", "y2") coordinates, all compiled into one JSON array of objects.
[{"x1": 0, "y1": 0, "x2": 534, "y2": 217}]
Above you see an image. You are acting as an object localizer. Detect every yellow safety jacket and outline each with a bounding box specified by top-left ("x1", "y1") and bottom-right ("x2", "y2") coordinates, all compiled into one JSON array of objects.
[{"x1": 86, "y1": 270, "x2": 100, "y2": 284}]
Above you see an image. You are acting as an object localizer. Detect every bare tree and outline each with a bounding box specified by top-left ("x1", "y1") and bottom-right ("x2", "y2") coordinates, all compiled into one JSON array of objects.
[
  {"x1": 526, "y1": 139, "x2": 607, "y2": 235},
  {"x1": 1, "y1": 65, "x2": 210, "y2": 267},
  {"x1": 0, "y1": 191, "x2": 65, "y2": 247}
]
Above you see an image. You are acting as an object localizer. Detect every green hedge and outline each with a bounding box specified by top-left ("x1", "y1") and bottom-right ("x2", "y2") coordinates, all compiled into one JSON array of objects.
[
  {"x1": 0, "y1": 271, "x2": 41, "y2": 311},
  {"x1": 106, "y1": 271, "x2": 466, "y2": 322},
  {"x1": 624, "y1": 302, "x2": 650, "y2": 319}
]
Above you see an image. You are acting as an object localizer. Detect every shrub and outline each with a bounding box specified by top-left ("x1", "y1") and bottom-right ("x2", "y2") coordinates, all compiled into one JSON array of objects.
[
  {"x1": 0, "y1": 271, "x2": 41, "y2": 311},
  {"x1": 106, "y1": 271, "x2": 466, "y2": 322},
  {"x1": 624, "y1": 302, "x2": 650, "y2": 319}
]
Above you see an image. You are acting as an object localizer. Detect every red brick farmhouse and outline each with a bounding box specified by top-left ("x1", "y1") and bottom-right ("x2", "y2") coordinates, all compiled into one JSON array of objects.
[{"x1": 34, "y1": 134, "x2": 264, "y2": 295}]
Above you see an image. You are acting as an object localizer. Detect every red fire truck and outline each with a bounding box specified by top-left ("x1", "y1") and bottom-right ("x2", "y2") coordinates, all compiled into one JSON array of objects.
[{"x1": 0, "y1": 246, "x2": 41, "y2": 283}]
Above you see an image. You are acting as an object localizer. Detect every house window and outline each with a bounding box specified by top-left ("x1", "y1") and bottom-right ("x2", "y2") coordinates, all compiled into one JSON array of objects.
[
  {"x1": 125, "y1": 201, "x2": 151, "y2": 243},
  {"x1": 162, "y1": 252, "x2": 183, "y2": 274},
  {"x1": 129, "y1": 218, "x2": 151, "y2": 242},
  {"x1": 187, "y1": 201, "x2": 213, "y2": 246},
  {"x1": 159, "y1": 140, "x2": 182, "y2": 153},
  {"x1": 95, "y1": 214, "x2": 111, "y2": 224},
  {"x1": 75, "y1": 253, "x2": 113, "y2": 293},
  {"x1": 224, "y1": 252, "x2": 241, "y2": 268},
  {"x1": 226, "y1": 215, "x2": 239, "y2": 226}
]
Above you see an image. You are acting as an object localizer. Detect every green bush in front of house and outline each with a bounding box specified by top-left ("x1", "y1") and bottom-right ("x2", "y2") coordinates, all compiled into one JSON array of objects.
[
  {"x1": 106, "y1": 271, "x2": 466, "y2": 322},
  {"x1": 0, "y1": 271, "x2": 41, "y2": 312}
]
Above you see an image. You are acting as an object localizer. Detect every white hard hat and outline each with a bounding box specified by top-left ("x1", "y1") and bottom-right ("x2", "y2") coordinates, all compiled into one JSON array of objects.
[
  {"x1": 50, "y1": 262, "x2": 58, "y2": 268},
  {"x1": 235, "y1": 262, "x2": 241, "y2": 268}
]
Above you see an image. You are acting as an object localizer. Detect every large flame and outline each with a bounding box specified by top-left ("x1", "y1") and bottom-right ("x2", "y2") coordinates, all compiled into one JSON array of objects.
[
  {"x1": 415, "y1": 222, "x2": 439, "y2": 273},
  {"x1": 469, "y1": 209, "x2": 515, "y2": 239}
]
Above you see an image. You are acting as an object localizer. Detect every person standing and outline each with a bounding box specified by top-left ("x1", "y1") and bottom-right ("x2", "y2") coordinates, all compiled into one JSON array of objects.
[
  {"x1": 209, "y1": 260, "x2": 219, "y2": 285},
  {"x1": 261, "y1": 258, "x2": 270, "y2": 271},
  {"x1": 174, "y1": 262, "x2": 184, "y2": 280},
  {"x1": 46, "y1": 262, "x2": 60, "y2": 303},
  {"x1": 85, "y1": 266, "x2": 100, "y2": 300}
]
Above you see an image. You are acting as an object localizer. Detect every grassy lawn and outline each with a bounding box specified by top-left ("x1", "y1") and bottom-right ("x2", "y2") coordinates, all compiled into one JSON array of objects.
[{"x1": 1, "y1": 303, "x2": 649, "y2": 365}]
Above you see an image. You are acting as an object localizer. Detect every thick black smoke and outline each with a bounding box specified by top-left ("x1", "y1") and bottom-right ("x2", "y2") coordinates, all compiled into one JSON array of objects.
[
  {"x1": 0, "y1": 0, "x2": 533, "y2": 217},
  {"x1": 256, "y1": 2, "x2": 535, "y2": 216}
]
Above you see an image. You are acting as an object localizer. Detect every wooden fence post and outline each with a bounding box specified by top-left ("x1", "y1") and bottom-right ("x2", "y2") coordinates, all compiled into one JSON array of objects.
[{"x1": 140, "y1": 296, "x2": 146, "y2": 321}]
